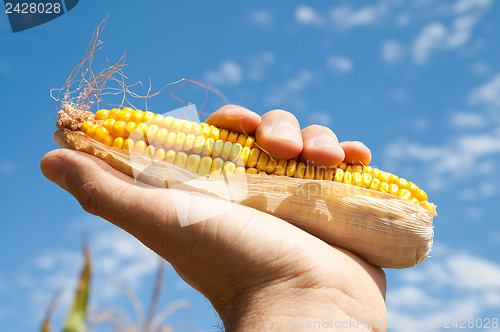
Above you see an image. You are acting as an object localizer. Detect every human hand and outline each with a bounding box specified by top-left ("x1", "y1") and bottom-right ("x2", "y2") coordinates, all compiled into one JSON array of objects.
[{"x1": 41, "y1": 105, "x2": 386, "y2": 331}]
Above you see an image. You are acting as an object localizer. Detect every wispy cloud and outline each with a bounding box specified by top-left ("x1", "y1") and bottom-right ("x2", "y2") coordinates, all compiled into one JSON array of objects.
[
  {"x1": 329, "y1": 3, "x2": 389, "y2": 30},
  {"x1": 295, "y1": 5, "x2": 321, "y2": 26},
  {"x1": 412, "y1": 22, "x2": 447, "y2": 64},
  {"x1": 249, "y1": 9, "x2": 273, "y2": 28},
  {"x1": 468, "y1": 73, "x2": 500, "y2": 109},
  {"x1": 246, "y1": 51, "x2": 275, "y2": 82},
  {"x1": 265, "y1": 70, "x2": 313, "y2": 107},
  {"x1": 204, "y1": 60, "x2": 243, "y2": 86},
  {"x1": 451, "y1": 111, "x2": 486, "y2": 129},
  {"x1": 327, "y1": 55, "x2": 353, "y2": 73},
  {"x1": 381, "y1": 40, "x2": 405, "y2": 63}
]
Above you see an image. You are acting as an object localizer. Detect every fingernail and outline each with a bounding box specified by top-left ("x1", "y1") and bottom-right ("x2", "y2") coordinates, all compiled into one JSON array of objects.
[
  {"x1": 313, "y1": 136, "x2": 339, "y2": 147},
  {"x1": 42, "y1": 156, "x2": 67, "y2": 189},
  {"x1": 270, "y1": 125, "x2": 300, "y2": 141}
]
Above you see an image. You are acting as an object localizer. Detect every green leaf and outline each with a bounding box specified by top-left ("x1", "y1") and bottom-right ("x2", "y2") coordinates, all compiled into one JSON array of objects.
[{"x1": 63, "y1": 240, "x2": 91, "y2": 332}]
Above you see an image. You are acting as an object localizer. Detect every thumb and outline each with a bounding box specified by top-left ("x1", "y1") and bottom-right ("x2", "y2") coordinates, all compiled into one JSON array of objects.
[{"x1": 40, "y1": 149, "x2": 179, "y2": 234}]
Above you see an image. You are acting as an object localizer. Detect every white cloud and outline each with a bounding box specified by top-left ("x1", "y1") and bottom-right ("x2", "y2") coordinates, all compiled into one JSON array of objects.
[
  {"x1": 204, "y1": 60, "x2": 243, "y2": 86},
  {"x1": 388, "y1": 247, "x2": 500, "y2": 330},
  {"x1": 308, "y1": 111, "x2": 332, "y2": 126},
  {"x1": 295, "y1": 6, "x2": 318, "y2": 25},
  {"x1": 249, "y1": 9, "x2": 273, "y2": 28},
  {"x1": 381, "y1": 40, "x2": 404, "y2": 63},
  {"x1": 453, "y1": 0, "x2": 492, "y2": 14},
  {"x1": 247, "y1": 51, "x2": 275, "y2": 82},
  {"x1": 327, "y1": 55, "x2": 353, "y2": 73},
  {"x1": 451, "y1": 111, "x2": 486, "y2": 129},
  {"x1": 468, "y1": 73, "x2": 500, "y2": 109},
  {"x1": 265, "y1": 70, "x2": 313, "y2": 107},
  {"x1": 329, "y1": 3, "x2": 388, "y2": 29},
  {"x1": 412, "y1": 22, "x2": 447, "y2": 64}
]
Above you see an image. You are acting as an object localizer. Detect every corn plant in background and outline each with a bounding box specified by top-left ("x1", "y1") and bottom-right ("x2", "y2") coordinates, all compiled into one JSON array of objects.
[{"x1": 40, "y1": 240, "x2": 202, "y2": 332}]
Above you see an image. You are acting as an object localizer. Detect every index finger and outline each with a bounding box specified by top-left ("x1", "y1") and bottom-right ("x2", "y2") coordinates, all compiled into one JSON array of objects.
[{"x1": 205, "y1": 105, "x2": 261, "y2": 135}]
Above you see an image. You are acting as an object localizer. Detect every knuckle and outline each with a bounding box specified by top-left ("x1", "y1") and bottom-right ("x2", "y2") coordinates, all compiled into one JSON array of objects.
[{"x1": 74, "y1": 180, "x2": 102, "y2": 216}]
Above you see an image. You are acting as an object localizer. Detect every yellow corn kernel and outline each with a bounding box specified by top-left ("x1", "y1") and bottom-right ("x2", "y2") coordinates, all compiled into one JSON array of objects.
[
  {"x1": 362, "y1": 173, "x2": 373, "y2": 188},
  {"x1": 113, "y1": 137, "x2": 124, "y2": 149},
  {"x1": 202, "y1": 138, "x2": 214, "y2": 156},
  {"x1": 223, "y1": 161, "x2": 236, "y2": 174},
  {"x1": 398, "y1": 188, "x2": 411, "y2": 200},
  {"x1": 389, "y1": 173, "x2": 399, "y2": 184},
  {"x1": 153, "y1": 128, "x2": 169, "y2": 147},
  {"x1": 389, "y1": 183, "x2": 400, "y2": 196},
  {"x1": 210, "y1": 126, "x2": 220, "y2": 140},
  {"x1": 102, "y1": 134, "x2": 114, "y2": 146},
  {"x1": 162, "y1": 132, "x2": 176, "y2": 150},
  {"x1": 111, "y1": 121, "x2": 128, "y2": 138},
  {"x1": 338, "y1": 162, "x2": 347, "y2": 171},
  {"x1": 334, "y1": 168, "x2": 344, "y2": 182},
  {"x1": 219, "y1": 129, "x2": 229, "y2": 141},
  {"x1": 86, "y1": 123, "x2": 97, "y2": 138},
  {"x1": 246, "y1": 167, "x2": 258, "y2": 174},
  {"x1": 143, "y1": 111, "x2": 155, "y2": 123},
  {"x1": 415, "y1": 189, "x2": 428, "y2": 202},
  {"x1": 95, "y1": 109, "x2": 109, "y2": 120},
  {"x1": 221, "y1": 141, "x2": 233, "y2": 160},
  {"x1": 173, "y1": 132, "x2": 187, "y2": 151},
  {"x1": 295, "y1": 162, "x2": 306, "y2": 179},
  {"x1": 371, "y1": 168, "x2": 381, "y2": 179},
  {"x1": 353, "y1": 164, "x2": 363, "y2": 174},
  {"x1": 192, "y1": 135, "x2": 206, "y2": 155},
  {"x1": 325, "y1": 168, "x2": 335, "y2": 181},
  {"x1": 181, "y1": 120, "x2": 193, "y2": 134},
  {"x1": 244, "y1": 136, "x2": 255, "y2": 149},
  {"x1": 126, "y1": 121, "x2": 137, "y2": 135},
  {"x1": 108, "y1": 108, "x2": 120, "y2": 119},
  {"x1": 315, "y1": 167, "x2": 325, "y2": 180},
  {"x1": 145, "y1": 145, "x2": 156, "y2": 158},
  {"x1": 237, "y1": 147, "x2": 251, "y2": 167},
  {"x1": 152, "y1": 114, "x2": 165, "y2": 126},
  {"x1": 379, "y1": 182, "x2": 389, "y2": 193},
  {"x1": 102, "y1": 118, "x2": 116, "y2": 132},
  {"x1": 247, "y1": 148, "x2": 261, "y2": 168},
  {"x1": 363, "y1": 166, "x2": 372, "y2": 173},
  {"x1": 80, "y1": 121, "x2": 92, "y2": 135},
  {"x1": 265, "y1": 158, "x2": 276, "y2": 174},
  {"x1": 212, "y1": 158, "x2": 224, "y2": 175},
  {"x1": 133, "y1": 140, "x2": 147, "y2": 154},
  {"x1": 228, "y1": 131, "x2": 239, "y2": 143},
  {"x1": 286, "y1": 160, "x2": 297, "y2": 177},
  {"x1": 202, "y1": 124, "x2": 212, "y2": 139},
  {"x1": 343, "y1": 171, "x2": 352, "y2": 185},
  {"x1": 256, "y1": 152, "x2": 270, "y2": 171},
  {"x1": 93, "y1": 126, "x2": 110, "y2": 142},
  {"x1": 212, "y1": 140, "x2": 224, "y2": 158},
  {"x1": 174, "y1": 152, "x2": 188, "y2": 168},
  {"x1": 274, "y1": 159, "x2": 287, "y2": 176},
  {"x1": 183, "y1": 134, "x2": 196, "y2": 152},
  {"x1": 411, "y1": 197, "x2": 420, "y2": 204},
  {"x1": 234, "y1": 167, "x2": 246, "y2": 174},
  {"x1": 145, "y1": 125, "x2": 160, "y2": 144},
  {"x1": 420, "y1": 201, "x2": 434, "y2": 212},
  {"x1": 131, "y1": 123, "x2": 148, "y2": 140},
  {"x1": 192, "y1": 123, "x2": 203, "y2": 137},
  {"x1": 379, "y1": 171, "x2": 391, "y2": 183},
  {"x1": 346, "y1": 165, "x2": 353, "y2": 173},
  {"x1": 229, "y1": 143, "x2": 243, "y2": 162},
  {"x1": 131, "y1": 109, "x2": 144, "y2": 123},
  {"x1": 116, "y1": 109, "x2": 132, "y2": 122},
  {"x1": 186, "y1": 154, "x2": 201, "y2": 173},
  {"x1": 304, "y1": 165, "x2": 315, "y2": 180},
  {"x1": 154, "y1": 148, "x2": 166, "y2": 161},
  {"x1": 352, "y1": 172, "x2": 363, "y2": 187},
  {"x1": 165, "y1": 149, "x2": 176, "y2": 164},
  {"x1": 236, "y1": 134, "x2": 247, "y2": 146},
  {"x1": 397, "y1": 177, "x2": 409, "y2": 190},
  {"x1": 369, "y1": 178, "x2": 380, "y2": 191},
  {"x1": 123, "y1": 138, "x2": 134, "y2": 151},
  {"x1": 198, "y1": 156, "x2": 212, "y2": 176}
]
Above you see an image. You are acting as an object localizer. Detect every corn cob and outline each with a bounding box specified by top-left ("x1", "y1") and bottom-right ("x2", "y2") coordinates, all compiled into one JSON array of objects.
[
  {"x1": 76, "y1": 107, "x2": 434, "y2": 212},
  {"x1": 54, "y1": 104, "x2": 435, "y2": 268}
]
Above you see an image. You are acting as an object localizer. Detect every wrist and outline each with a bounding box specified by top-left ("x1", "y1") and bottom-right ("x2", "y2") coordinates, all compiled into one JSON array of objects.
[{"x1": 218, "y1": 278, "x2": 385, "y2": 332}]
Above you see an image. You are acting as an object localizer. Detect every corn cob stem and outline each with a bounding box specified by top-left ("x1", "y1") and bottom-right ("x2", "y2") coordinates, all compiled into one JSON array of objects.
[{"x1": 66, "y1": 107, "x2": 434, "y2": 213}]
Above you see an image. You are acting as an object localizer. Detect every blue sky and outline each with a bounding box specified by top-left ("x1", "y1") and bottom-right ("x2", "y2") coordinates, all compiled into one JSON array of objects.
[{"x1": 1, "y1": 0, "x2": 500, "y2": 331}]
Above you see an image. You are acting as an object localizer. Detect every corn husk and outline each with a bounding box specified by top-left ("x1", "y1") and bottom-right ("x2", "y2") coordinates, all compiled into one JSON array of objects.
[{"x1": 54, "y1": 129, "x2": 434, "y2": 269}]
